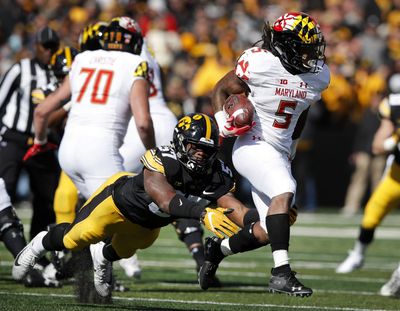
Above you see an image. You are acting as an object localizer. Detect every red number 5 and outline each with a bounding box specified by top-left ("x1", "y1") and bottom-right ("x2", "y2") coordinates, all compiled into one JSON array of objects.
[
  {"x1": 273, "y1": 100, "x2": 297, "y2": 129},
  {"x1": 77, "y1": 67, "x2": 114, "y2": 105}
]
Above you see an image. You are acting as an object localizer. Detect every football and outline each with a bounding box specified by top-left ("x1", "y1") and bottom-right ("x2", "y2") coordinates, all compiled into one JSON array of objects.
[{"x1": 223, "y1": 94, "x2": 254, "y2": 128}]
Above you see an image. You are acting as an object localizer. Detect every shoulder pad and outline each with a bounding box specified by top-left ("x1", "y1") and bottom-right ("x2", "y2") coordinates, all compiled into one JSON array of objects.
[
  {"x1": 235, "y1": 48, "x2": 272, "y2": 81},
  {"x1": 141, "y1": 149, "x2": 165, "y2": 174},
  {"x1": 133, "y1": 60, "x2": 149, "y2": 80}
]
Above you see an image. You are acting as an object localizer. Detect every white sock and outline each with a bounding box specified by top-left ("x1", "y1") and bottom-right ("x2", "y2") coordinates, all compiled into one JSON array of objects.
[
  {"x1": 353, "y1": 241, "x2": 367, "y2": 256},
  {"x1": 272, "y1": 249, "x2": 289, "y2": 268},
  {"x1": 220, "y1": 239, "x2": 234, "y2": 256},
  {"x1": 31, "y1": 232, "x2": 47, "y2": 256}
]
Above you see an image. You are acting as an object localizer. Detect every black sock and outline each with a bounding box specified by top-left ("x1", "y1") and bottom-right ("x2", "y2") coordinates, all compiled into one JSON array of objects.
[
  {"x1": 229, "y1": 223, "x2": 267, "y2": 253},
  {"x1": 42, "y1": 223, "x2": 70, "y2": 251},
  {"x1": 271, "y1": 264, "x2": 291, "y2": 275},
  {"x1": 359, "y1": 227, "x2": 375, "y2": 244},
  {"x1": 103, "y1": 243, "x2": 121, "y2": 261},
  {"x1": 265, "y1": 214, "x2": 289, "y2": 252}
]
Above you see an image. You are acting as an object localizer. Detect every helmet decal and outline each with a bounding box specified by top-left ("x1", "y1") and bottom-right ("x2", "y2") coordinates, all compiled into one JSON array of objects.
[
  {"x1": 273, "y1": 12, "x2": 320, "y2": 44},
  {"x1": 177, "y1": 115, "x2": 192, "y2": 130},
  {"x1": 79, "y1": 21, "x2": 107, "y2": 51},
  {"x1": 117, "y1": 16, "x2": 142, "y2": 34}
]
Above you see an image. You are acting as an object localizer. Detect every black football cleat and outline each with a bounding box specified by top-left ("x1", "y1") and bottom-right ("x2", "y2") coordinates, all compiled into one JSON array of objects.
[
  {"x1": 268, "y1": 270, "x2": 312, "y2": 297},
  {"x1": 198, "y1": 237, "x2": 225, "y2": 290},
  {"x1": 198, "y1": 261, "x2": 222, "y2": 290}
]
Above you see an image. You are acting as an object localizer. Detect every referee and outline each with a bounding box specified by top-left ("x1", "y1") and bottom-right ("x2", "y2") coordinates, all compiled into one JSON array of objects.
[{"x1": 0, "y1": 26, "x2": 61, "y2": 254}]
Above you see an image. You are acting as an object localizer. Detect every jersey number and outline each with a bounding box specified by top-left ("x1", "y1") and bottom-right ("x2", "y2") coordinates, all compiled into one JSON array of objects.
[
  {"x1": 273, "y1": 100, "x2": 297, "y2": 129},
  {"x1": 77, "y1": 67, "x2": 114, "y2": 104}
]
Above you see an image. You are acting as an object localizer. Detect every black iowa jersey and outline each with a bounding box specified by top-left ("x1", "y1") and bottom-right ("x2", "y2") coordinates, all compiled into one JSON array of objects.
[
  {"x1": 112, "y1": 145, "x2": 235, "y2": 229},
  {"x1": 379, "y1": 94, "x2": 400, "y2": 164}
]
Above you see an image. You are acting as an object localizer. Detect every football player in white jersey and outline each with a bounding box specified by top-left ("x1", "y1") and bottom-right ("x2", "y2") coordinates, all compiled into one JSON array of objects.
[
  {"x1": 28, "y1": 17, "x2": 155, "y2": 200},
  {"x1": 199, "y1": 12, "x2": 330, "y2": 297}
]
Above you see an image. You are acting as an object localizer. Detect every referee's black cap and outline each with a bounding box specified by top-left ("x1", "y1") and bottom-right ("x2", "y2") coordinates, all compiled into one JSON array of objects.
[{"x1": 36, "y1": 26, "x2": 60, "y2": 48}]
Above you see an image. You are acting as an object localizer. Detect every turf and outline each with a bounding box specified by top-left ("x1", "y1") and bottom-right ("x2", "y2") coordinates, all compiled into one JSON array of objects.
[{"x1": 0, "y1": 207, "x2": 399, "y2": 311}]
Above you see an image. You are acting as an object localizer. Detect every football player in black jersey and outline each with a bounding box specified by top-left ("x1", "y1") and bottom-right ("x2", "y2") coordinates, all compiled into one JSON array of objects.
[{"x1": 12, "y1": 113, "x2": 264, "y2": 298}]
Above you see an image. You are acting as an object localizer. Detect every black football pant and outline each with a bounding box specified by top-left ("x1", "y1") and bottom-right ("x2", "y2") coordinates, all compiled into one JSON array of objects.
[{"x1": 0, "y1": 138, "x2": 60, "y2": 239}]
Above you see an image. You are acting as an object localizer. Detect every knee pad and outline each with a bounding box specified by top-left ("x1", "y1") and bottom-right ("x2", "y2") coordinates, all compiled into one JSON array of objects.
[
  {"x1": 0, "y1": 207, "x2": 23, "y2": 240},
  {"x1": 173, "y1": 219, "x2": 203, "y2": 242}
]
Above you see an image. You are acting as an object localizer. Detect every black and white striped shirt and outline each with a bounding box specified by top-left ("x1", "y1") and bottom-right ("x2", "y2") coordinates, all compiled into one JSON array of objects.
[{"x1": 0, "y1": 58, "x2": 56, "y2": 135}]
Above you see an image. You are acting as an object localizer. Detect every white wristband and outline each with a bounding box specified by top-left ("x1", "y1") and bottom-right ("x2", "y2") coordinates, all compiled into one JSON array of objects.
[
  {"x1": 383, "y1": 136, "x2": 398, "y2": 152},
  {"x1": 34, "y1": 137, "x2": 47, "y2": 145},
  {"x1": 214, "y1": 110, "x2": 227, "y2": 130}
]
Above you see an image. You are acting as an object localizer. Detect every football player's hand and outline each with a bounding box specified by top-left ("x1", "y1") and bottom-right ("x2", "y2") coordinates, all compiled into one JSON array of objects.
[
  {"x1": 23, "y1": 142, "x2": 58, "y2": 161},
  {"x1": 31, "y1": 89, "x2": 46, "y2": 105},
  {"x1": 201, "y1": 207, "x2": 240, "y2": 239},
  {"x1": 289, "y1": 205, "x2": 298, "y2": 226},
  {"x1": 220, "y1": 116, "x2": 255, "y2": 138}
]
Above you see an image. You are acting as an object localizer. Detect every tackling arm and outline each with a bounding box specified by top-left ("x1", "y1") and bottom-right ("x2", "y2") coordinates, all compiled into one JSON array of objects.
[
  {"x1": 143, "y1": 168, "x2": 177, "y2": 214},
  {"x1": 130, "y1": 79, "x2": 156, "y2": 150}
]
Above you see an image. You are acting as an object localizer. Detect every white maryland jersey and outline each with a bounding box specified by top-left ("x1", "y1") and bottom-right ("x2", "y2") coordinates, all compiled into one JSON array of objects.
[
  {"x1": 140, "y1": 40, "x2": 165, "y2": 108},
  {"x1": 67, "y1": 49, "x2": 149, "y2": 143},
  {"x1": 235, "y1": 47, "x2": 330, "y2": 155}
]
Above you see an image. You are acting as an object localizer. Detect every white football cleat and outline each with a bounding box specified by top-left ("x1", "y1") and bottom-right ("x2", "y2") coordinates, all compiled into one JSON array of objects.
[
  {"x1": 379, "y1": 265, "x2": 400, "y2": 297},
  {"x1": 90, "y1": 242, "x2": 112, "y2": 297},
  {"x1": 335, "y1": 250, "x2": 364, "y2": 274},
  {"x1": 12, "y1": 231, "x2": 47, "y2": 281},
  {"x1": 119, "y1": 254, "x2": 142, "y2": 279}
]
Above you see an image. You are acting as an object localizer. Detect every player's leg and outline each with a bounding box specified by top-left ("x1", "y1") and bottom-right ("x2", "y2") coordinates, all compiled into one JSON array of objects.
[
  {"x1": 54, "y1": 171, "x2": 79, "y2": 224},
  {"x1": 26, "y1": 150, "x2": 60, "y2": 240},
  {"x1": 173, "y1": 219, "x2": 205, "y2": 272},
  {"x1": 336, "y1": 161, "x2": 400, "y2": 273},
  {"x1": 0, "y1": 178, "x2": 26, "y2": 259},
  {"x1": 12, "y1": 173, "x2": 130, "y2": 283},
  {"x1": 232, "y1": 137, "x2": 311, "y2": 297},
  {"x1": 91, "y1": 222, "x2": 160, "y2": 296},
  {"x1": 198, "y1": 215, "x2": 267, "y2": 290}
]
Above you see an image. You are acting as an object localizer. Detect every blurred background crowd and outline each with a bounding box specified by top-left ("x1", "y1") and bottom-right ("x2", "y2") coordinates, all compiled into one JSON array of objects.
[{"x1": 1, "y1": 0, "x2": 398, "y2": 211}]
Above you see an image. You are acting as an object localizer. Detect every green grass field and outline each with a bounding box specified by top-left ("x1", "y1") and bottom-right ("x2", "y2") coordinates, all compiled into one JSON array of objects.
[{"x1": 0, "y1": 207, "x2": 399, "y2": 311}]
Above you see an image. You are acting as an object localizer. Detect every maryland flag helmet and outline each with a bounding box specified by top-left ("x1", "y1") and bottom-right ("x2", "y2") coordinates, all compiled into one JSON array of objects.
[
  {"x1": 270, "y1": 12, "x2": 326, "y2": 73},
  {"x1": 173, "y1": 113, "x2": 219, "y2": 174},
  {"x1": 79, "y1": 21, "x2": 108, "y2": 51},
  {"x1": 50, "y1": 46, "x2": 79, "y2": 79},
  {"x1": 103, "y1": 17, "x2": 143, "y2": 55}
]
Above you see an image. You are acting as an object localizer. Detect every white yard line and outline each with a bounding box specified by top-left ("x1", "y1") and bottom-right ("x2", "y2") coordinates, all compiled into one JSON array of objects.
[{"x1": 0, "y1": 291, "x2": 390, "y2": 311}]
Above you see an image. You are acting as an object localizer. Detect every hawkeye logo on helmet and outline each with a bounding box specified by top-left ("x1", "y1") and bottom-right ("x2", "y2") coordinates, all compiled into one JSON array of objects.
[{"x1": 177, "y1": 116, "x2": 192, "y2": 130}]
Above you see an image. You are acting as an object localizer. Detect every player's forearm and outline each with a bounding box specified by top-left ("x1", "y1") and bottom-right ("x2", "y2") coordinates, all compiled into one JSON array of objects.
[
  {"x1": 212, "y1": 80, "x2": 230, "y2": 112},
  {"x1": 212, "y1": 70, "x2": 249, "y2": 112},
  {"x1": 137, "y1": 121, "x2": 156, "y2": 150},
  {"x1": 33, "y1": 108, "x2": 49, "y2": 143}
]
